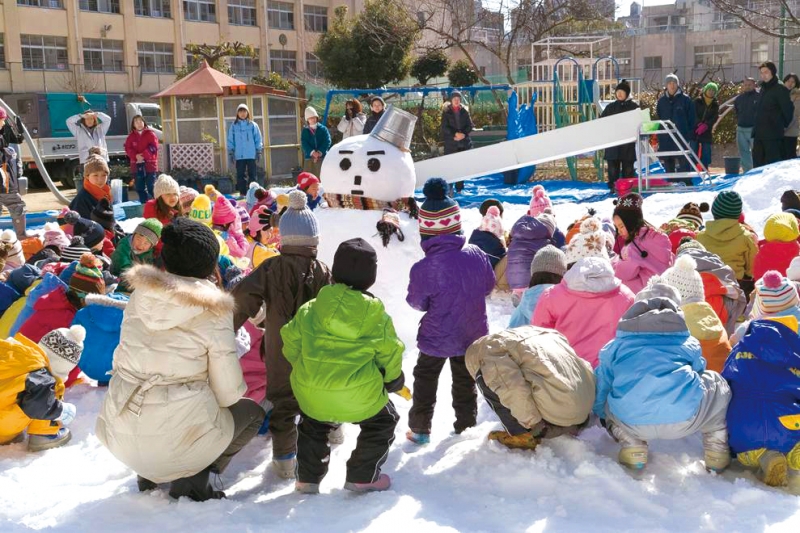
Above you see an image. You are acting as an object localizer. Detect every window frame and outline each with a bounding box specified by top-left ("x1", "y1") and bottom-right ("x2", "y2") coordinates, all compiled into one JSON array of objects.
[
  {"x1": 230, "y1": 51, "x2": 260, "y2": 78},
  {"x1": 269, "y1": 49, "x2": 297, "y2": 77},
  {"x1": 0, "y1": 34, "x2": 5, "y2": 70},
  {"x1": 135, "y1": 0, "x2": 172, "y2": 18},
  {"x1": 228, "y1": 0, "x2": 257, "y2": 26},
  {"x1": 643, "y1": 56, "x2": 662, "y2": 70},
  {"x1": 751, "y1": 42, "x2": 770, "y2": 66},
  {"x1": 83, "y1": 38, "x2": 124, "y2": 73},
  {"x1": 268, "y1": 1, "x2": 295, "y2": 30},
  {"x1": 305, "y1": 52, "x2": 323, "y2": 78},
  {"x1": 79, "y1": 0, "x2": 120, "y2": 13},
  {"x1": 303, "y1": 5, "x2": 328, "y2": 33},
  {"x1": 21, "y1": 34, "x2": 69, "y2": 71},
  {"x1": 17, "y1": 0, "x2": 64, "y2": 8},
  {"x1": 693, "y1": 43, "x2": 733, "y2": 68},
  {"x1": 183, "y1": 0, "x2": 217, "y2": 23},
  {"x1": 138, "y1": 41, "x2": 175, "y2": 74}
]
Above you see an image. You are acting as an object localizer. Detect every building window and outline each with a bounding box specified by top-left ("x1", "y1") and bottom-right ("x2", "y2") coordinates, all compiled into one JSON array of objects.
[
  {"x1": 230, "y1": 51, "x2": 260, "y2": 77},
  {"x1": 644, "y1": 56, "x2": 662, "y2": 70},
  {"x1": 752, "y1": 42, "x2": 770, "y2": 65},
  {"x1": 304, "y1": 5, "x2": 328, "y2": 33},
  {"x1": 694, "y1": 44, "x2": 733, "y2": 68},
  {"x1": 21, "y1": 34, "x2": 68, "y2": 71},
  {"x1": 306, "y1": 52, "x2": 323, "y2": 78},
  {"x1": 268, "y1": 2, "x2": 295, "y2": 30},
  {"x1": 270, "y1": 50, "x2": 296, "y2": 77},
  {"x1": 138, "y1": 41, "x2": 174, "y2": 73},
  {"x1": 0, "y1": 35, "x2": 5, "y2": 69},
  {"x1": 80, "y1": 0, "x2": 120, "y2": 13},
  {"x1": 228, "y1": 0, "x2": 256, "y2": 26},
  {"x1": 83, "y1": 39, "x2": 124, "y2": 72},
  {"x1": 17, "y1": 1, "x2": 63, "y2": 7},
  {"x1": 135, "y1": 0, "x2": 171, "y2": 17},
  {"x1": 184, "y1": 0, "x2": 216, "y2": 22}
]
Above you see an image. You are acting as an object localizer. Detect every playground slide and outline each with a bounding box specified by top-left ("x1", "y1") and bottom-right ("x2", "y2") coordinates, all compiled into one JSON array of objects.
[{"x1": 414, "y1": 109, "x2": 648, "y2": 187}]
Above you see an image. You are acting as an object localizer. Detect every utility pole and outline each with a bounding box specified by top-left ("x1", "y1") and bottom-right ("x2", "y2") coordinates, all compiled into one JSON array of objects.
[{"x1": 779, "y1": 2, "x2": 787, "y2": 78}]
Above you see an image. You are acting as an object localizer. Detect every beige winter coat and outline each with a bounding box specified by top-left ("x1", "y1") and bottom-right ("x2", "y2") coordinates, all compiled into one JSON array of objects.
[
  {"x1": 96, "y1": 265, "x2": 246, "y2": 483},
  {"x1": 465, "y1": 326, "x2": 596, "y2": 429}
]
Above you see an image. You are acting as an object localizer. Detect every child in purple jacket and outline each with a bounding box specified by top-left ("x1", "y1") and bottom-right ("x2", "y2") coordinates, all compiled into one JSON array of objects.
[{"x1": 406, "y1": 178, "x2": 496, "y2": 444}]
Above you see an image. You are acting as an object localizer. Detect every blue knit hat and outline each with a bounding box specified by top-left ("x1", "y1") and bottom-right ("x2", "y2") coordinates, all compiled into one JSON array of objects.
[
  {"x1": 419, "y1": 178, "x2": 461, "y2": 241},
  {"x1": 279, "y1": 190, "x2": 319, "y2": 247},
  {"x1": 711, "y1": 191, "x2": 743, "y2": 220}
]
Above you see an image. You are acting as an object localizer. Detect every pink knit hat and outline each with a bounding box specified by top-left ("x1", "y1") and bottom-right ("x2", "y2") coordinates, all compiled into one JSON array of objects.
[
  {"x1": 529, "y1": 185, "x2": 552, "y2": 217},
  {"x1": 212, "y1": 195, "x2": 237, "y2": 226},
  {"x1": 42, "y1": 222, "x2": 71, "y2": 251},
  {"x1": 479, "y1": 205, "x2": 504, "y2": 241}
]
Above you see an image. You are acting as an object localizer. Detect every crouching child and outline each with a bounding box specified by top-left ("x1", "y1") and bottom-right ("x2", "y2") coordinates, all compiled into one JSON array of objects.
[
  {"x1": 281, "y1": 238, "x2": 404, "y2": 494},
  {"x1": 465, "y1": 326, "x2": 595, "y2": 450}
]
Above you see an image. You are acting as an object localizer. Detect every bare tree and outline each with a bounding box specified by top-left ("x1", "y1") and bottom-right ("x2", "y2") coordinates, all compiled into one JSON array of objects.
[{"x1": 708, "y1": 0, "x2": 800, "y2": 39}]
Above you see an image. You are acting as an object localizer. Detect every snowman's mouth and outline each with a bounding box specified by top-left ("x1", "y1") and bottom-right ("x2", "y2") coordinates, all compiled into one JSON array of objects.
[{"x1": 351, "y1": 189, "x2": 364, "y2": 195}]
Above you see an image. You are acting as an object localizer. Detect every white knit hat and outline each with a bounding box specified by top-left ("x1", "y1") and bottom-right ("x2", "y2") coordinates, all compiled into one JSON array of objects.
[
  {"x1": 479, "y1": 205, "x2": 504, "y2": 241},
  {"x1": 39, "y1": 325, "x2": 86, "y2": 382},
  {"x1": 788, "y1": 256, "x2": 800, "y2": 282},
  {"x1": 305, "y1": 106, "x2": 319, "y2": 121},
  {"x1": 564, "y1": 217, "x2": 609, "y2": 265},
  {"x1": 634, "y1": 275, "x2": 683, "y2": 305},
  {"x1": 1, "y1": 229, "x2": 25, "y2": 269},
  {"x1": 661, "y1": 255, "x2": 705, "y2": 304},
  {"x1": 153, "y1": 174, "x2": 180, "y2": 199}
]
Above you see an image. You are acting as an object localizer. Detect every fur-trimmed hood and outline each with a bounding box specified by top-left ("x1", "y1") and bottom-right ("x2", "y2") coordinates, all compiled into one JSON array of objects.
[
  {"x1": 84, "y1": 292, "x2": 128, "y2": 310},
  {"x1": 124, "y1": 265, "x2": 234, "y2": 330}
]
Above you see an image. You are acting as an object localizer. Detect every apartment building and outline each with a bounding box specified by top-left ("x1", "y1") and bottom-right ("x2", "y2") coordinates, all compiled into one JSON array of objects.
[{"x1": 0, "y1": 0, "x2": 360, "y2": 96}]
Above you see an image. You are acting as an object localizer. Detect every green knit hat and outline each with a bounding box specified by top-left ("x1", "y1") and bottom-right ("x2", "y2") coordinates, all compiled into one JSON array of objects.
[
  {"x1": 703, "y1": 82, "x2": 719, "y2": 96},
  {"x1": 711, "y1": 191, "x2": 743, "y2": 220},
  {"x1": 135, "y1": 218, "x2": 163, "y2": 247}
]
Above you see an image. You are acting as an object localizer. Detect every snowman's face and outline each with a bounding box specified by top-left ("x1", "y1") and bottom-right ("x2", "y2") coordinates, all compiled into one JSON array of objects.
[{"x1": 321, "y1": 134, "x2": 416, "y2": 202}]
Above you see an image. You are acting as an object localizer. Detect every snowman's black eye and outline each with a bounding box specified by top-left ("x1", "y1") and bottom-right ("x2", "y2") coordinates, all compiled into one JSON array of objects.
[
  {"x1": 339, "y1": 158, "x2": 352, "y2": 171},
  {"x1": 367, "y1": 158, "x2": 381, "y2": 172}
]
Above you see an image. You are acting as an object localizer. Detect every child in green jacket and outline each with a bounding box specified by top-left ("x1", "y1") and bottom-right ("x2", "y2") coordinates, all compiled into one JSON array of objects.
[
  {"x1": 281, "y1": 238, "x2": 404, "y2": 494},
  {"x1": 110, "y1": 218, "x2": 162, "y2": 285}
]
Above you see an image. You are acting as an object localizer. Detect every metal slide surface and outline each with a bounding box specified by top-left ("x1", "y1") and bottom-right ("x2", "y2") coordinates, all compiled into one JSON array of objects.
[{"x1": 414, "y1": 109, "x2": 648, "y2": 187}]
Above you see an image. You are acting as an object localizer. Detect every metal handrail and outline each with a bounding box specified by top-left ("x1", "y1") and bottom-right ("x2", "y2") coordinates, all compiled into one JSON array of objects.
[{"x1": 637, "y1": 119, "x2": 711, "y2": 193}]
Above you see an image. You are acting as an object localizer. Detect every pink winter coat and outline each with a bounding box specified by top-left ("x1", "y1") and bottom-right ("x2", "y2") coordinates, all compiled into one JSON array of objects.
[
  {"x1": 614, "y1": 227, "x2": 674, "y2": 294},
  {"x1": 533, "y1": 257, "x2": 635, "y2": 368},
  {"x1": 240, "y1": 321, "x2": 266, "y2": 404}
]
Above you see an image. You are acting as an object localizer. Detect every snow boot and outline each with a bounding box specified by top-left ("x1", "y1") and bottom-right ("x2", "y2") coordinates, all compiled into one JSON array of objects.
[
  {"x1": 344, "y1": 474, "x2": 391, "y2": 493},
  {"x1": 405, "y1": 431, "x2": 430, "y2": 445},
  {"x1": 787, "y1": 468, "x2": 800, "y2": 495},
  {"x1": 704, "y1": 450, "x2": 731, "y2": 473},
  {"x1": 272, "y1": 455, "x2": 297, "y2": 480},
  {"x1": 168, "y1": 467, "x2": 225, "y2": 502},
  {"x1": 619, "y1": 446, "x2": 648, "y2": 470},
  {"x1": 28, "y1": 428, "x2": 71, "y2": 452},
  {"x1": 328, "y1": 426, "x2": 345, "y2": 445},
  {"x1": 295, "y1": 481, "x2": 320, "y2": 494},
  {"x1": 487, "y1": 430, "x2": 538, "y2": 451},
  {"x1": 702, "y1": 429, "x2": 730, "y2": 472},
  {"x1": 137, "y1": 476, "x2": 158, "y2": 492},
  {"x1": 757, "y1": 450, "x2": 788, "y2": 487}
]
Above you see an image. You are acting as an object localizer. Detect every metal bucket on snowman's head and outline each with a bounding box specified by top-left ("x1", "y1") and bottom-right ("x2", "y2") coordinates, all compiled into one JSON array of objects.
[{"x1": 369, "y1": 105, "x2": 417, "y2": 152}]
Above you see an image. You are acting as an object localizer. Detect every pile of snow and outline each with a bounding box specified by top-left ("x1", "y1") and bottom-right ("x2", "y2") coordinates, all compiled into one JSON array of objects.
[{"x1": 2, "y1": 163, "x2": 800, "y2": 532}]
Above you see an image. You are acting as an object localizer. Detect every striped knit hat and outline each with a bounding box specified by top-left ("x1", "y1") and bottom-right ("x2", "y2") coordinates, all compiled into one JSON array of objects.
[
  {"x1": 61, "y1": 236, "x2": 91, "y2": 263},
  {"x1": 754, "y1": 270, "x2": 800, "y2": 317},
  {"x1": 711, "y1": 191, "x2": 743, "y2": 220},
  {"x1": 134, "y1": 218, "x2": 163, "y2": 247},
  {"x1": 68, "y1": 253, "x2": 106, "y2": 298},
  {"x1": 419, "y1": 178, "x2": 461, "y2": 242}
]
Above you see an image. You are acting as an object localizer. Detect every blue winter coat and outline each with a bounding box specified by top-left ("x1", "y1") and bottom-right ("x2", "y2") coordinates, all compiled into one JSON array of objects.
[
  {"x1": 0, "y1": 282, "x2": 20, "y2": 316},
  {"x1": 73, "y1": 293, "x2": 128, "y2": 383},
  {"x1": 508, "y1": 284, "x2": 553, "y2": 329},
  {"x1": 594, "y1": 298, "x2": 706, "y2": 426},
  {"x1": 407, "y1": 234, "x2": 495, "y2": 357},
  {"x1": 9, "y1": 273, "x2": 67, "y2": 337},
  {"x1": 722, "y1": 320, "x2": 800, "y2": 454},
  {"x1": 301, "y1": 125, "x2": 332, "y2": 159},
  {"x1": 656, "y1": 90, "x2": 696, "y2": 152},
  {"x1": 506, "y1": 216, "x2": 565, "y2": 290},
  {"x1": 227, "y1": 119, "x2": 263, "y2": 161},
  {"x1": 468, "y1": 229, "x2": 506, "y2": 268}
]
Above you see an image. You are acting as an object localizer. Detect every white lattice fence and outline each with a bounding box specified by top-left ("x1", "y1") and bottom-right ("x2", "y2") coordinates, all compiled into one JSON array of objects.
[
  {"x1": 158, "y1": 144, "x2": 166, "y2": 172},
  {"x1": 168, "y1": 143, "x2": 214, "y2": 174}
]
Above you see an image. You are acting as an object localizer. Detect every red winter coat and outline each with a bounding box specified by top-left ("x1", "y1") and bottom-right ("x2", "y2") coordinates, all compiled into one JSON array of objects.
[
  {"x1": 124, "y1": 128, "x2": 159, "y2": 174},
  {"x1": 18, "y1": 286, "x2": 77, "y2": 344},
  {"x1": 754, "y1": 239, "x2": 800, "y2": 280},
  {"x1": 142, "y1": 199, "x2": 177, "y2": 226}
]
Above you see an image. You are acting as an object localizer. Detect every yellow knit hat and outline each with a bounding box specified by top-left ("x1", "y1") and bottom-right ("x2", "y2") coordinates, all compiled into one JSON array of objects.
[
  {"x1": 764, "y1": 212, "x2": 800, "y2": 242},
  {"x1": 276, "y1": 194, "x2": 290, "y2": 212},
  {"x1": 190, "y1": 194, "x2": 213, "y2": 226},
  {"x1": 204, "y1": 184, "x2": 219, "y2": 203},
  {"x1": 765, "y1": 315, "x2": 799, "y2": 333}
]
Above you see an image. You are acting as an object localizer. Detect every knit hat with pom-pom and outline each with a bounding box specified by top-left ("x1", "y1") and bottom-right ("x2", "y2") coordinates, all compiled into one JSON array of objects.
[
  {"x1": 530, "y1": 245, "x2": 567, "y2": 277},
  {"x1": 211, "y1": 196, "x2": 237, "y2": 227},
  {"x1": 190, "y1": 194, "x2": 213, "y2": 226},
  {"x1": 676, "y1": 202, "x2": 709, "y2": 229},
  {"x1": 60, "y1": 236, "x2": 91, "y2": 263},
  {"x1": 279, "y1": 190, "x2": 319, "y2": 247},
  {"x1": 676, "y1": 236, "x2": 706, "y2": 255},
  {"x1": 204, "y1": 184, "x2": 219, "y2": 202},
  {"x1": 788, "y1": 256, "x2": 800, "y2": 282},
  {"x1": 528, "y1": 185, "x2": 552, "y2": 217},
  {"x1": 763, "y1": 212, "x2": 800, "y2": 242},
  {"x1": 43, "y1": 222, "x2": 70, "y2": 251},
  {"x1": 419, "y1": 177, "x2": 461, "y2": 241},
  {"x1": 634, "y1": 275, "x2": 683, "y2": 305},
  {"x1": 64, "y1": 211, "x2": 105, "y2": 249},
  {"x1": 479, "y1": 199, "x2": 503, "y2": 217},
  {"x1": 661, "y1": 255, "x2": 705, "y2": 304},
  {"x1": 479, "y1": 205, "x2": 504, "y2": 241},
  {"x1": 565, "y1": 217, "x2": 610, "y2": 264},
  {"x1": 39, "y1": 325, "x2": 86, "y2": 382},
  {"x1": 69, "y1": 253, "x2": 106, "y2": 298},
  {"x1": 754, "y1": 270, "x2": 800, "y2": 317},
  {"x1": 246, "y1": 181, "x2": 263, "y2": 211}
]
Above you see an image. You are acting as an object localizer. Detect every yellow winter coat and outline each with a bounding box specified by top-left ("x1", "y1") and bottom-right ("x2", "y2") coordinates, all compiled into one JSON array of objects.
[
  {"x1": 0, "y1": 280, "x2": 41, "y2": 339},
  {"x1": 697, "y1": 219, "x2": 758, "y2": 279},
  {"x1": 682, "y1": 301, "x2": 732, "y2": 373},
  {"x1": 0, "y1": 334, "x2": 64, "y2": 443}
]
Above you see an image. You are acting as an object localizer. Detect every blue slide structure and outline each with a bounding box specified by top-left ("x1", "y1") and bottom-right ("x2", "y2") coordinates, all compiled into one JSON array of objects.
[{"x1": 502, "y1": 91, "x2": 538, "y2": 185}]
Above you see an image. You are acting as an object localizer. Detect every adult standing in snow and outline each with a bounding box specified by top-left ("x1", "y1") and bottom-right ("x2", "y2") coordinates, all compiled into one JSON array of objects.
[
  {"x1": 96, "y1": 218, "x2": 265, "y2": 502},
  {"x1": 336, "y1": 99, "x2": 366, "y2": 139},
  {"x1": 600, "y1": 79, "x2": 639, "y2": 192},
  {"x1": 66, "y1": 102, "x2": 111, "y2": 190},
  {"x1": 732, "y1": 77, "x2": 760, "y2": 173},
  {"x1": 441, "y1": 91, "x2": 475, "y2": 192},
  {"x1": 0, "y1": 108, "x2": 30, "y2": 238},
  {"x1": 227, "y1": 104, "x2": 263, "y2": 196},
  {"x1": 753, "y1": 61, "x2": 793, "y2": 168},
  {"x1": 363, "y1": 96, "x2": 385, "y2": 135},
  {"x1": 692, "y1": 82, "x2": 720, "y2": 171},
  {"x1": 301, "y1": 107, "x2": 331, "y2": 179},
  {"x1": 782, "y1": 73, "x2": 800, "y2": 159},
  {"x1": 655, "y1": 74, "x2": 696, "y2": 184},
  {"x1": 124, "y1": 115, "x2": 159, "y2": 203}
]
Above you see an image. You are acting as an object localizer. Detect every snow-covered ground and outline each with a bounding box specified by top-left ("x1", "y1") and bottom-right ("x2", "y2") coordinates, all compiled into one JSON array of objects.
[{"x1": 2, "y1": 162, "x2": 800, "y2": 532}]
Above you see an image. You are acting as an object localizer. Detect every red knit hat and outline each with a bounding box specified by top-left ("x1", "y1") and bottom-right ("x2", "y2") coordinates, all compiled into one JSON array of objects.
[
  {"x1": 297, "y1": 172, "x2": 320, "y2": 191},
  {"x1": 212, "y1": 195, "x2": 237, "y2": 226}
]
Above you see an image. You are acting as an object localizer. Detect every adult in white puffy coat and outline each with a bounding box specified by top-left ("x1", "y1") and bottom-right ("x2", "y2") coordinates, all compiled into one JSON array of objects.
[{"x1": 96, "y1": 218, "x2": 265, "y2": 502}]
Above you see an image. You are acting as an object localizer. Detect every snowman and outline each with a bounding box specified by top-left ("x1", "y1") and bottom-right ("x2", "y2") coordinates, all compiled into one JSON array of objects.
[{"x1": 321, "y1": 105, "x2": 417, "y2": 204}]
